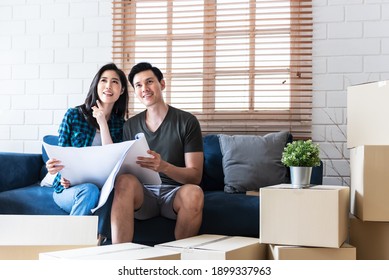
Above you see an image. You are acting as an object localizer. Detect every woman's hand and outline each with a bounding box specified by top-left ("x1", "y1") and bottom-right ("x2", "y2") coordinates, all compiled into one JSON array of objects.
[
  {"x1": 92, "y1": 99, "x2": 114, "y2": 145},
  {"x1": 60, "y1": 177, "x2": 71, "y2": 189},
  {"x1": 92, "y1": 100, "x2": 108, "y2": 125},
  {"x1": 46, "y1": 158, "x2": 64, "y2": 175}
]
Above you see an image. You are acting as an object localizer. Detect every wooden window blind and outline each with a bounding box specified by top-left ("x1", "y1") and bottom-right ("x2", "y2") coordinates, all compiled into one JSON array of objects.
[{"x1": 112, "y1": 0, "x2": 312, "y2": 138}]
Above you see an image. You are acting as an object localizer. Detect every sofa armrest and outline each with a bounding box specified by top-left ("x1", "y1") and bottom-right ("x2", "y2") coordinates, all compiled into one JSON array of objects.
[{"x1": 0, "y1": 152, "x2": 43, "y2": 192}]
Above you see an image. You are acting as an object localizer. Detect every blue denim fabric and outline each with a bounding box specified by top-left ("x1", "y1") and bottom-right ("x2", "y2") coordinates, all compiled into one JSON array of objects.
[{"x1": 53, "y1": 183, "x2": 99, "y2": 215}]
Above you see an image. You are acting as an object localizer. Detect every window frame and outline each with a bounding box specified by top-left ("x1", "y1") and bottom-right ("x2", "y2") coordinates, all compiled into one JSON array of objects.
[{"x1": 112, "y1": 0, "x2": 313, "y2": 138}]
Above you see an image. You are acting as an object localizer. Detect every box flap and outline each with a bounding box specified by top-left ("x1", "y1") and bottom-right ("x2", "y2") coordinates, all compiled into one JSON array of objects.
[
  {"x1": 0, "y1": 215, "x2": 98, "y2": 245},
  {"x1": 347, "y1": 80, "x2": 389, "y2": 148}
]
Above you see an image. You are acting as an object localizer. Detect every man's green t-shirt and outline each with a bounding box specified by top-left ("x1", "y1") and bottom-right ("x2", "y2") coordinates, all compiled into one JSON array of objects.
[{"x1": 123, "y1": 105, "x2": 203, "y2": 185}]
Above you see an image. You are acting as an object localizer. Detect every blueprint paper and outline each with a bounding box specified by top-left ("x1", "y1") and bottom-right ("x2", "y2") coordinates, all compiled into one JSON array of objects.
[{"x1": 43, "y1": 137, "x2": 161, "y2": 212}]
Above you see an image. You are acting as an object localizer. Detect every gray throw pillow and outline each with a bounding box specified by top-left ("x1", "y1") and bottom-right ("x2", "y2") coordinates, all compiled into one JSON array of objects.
[{"x1": 218, "y1": 131, "x2": 289, "y2": 193}]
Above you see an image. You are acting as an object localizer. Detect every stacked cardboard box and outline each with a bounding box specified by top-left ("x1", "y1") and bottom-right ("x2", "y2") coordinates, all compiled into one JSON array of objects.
[
  {"x1": 348, "y1": 81, "x2": 389, "y2": 259},
  {"x1": 260, "y1": 184, "x2": 355, "y2": 260},
  {"x1": 267, "y1": 243, "x2": 356, "y2": 260},
  {"x1": 0, "y1": 215, "x2": 98, "y2": 260}
]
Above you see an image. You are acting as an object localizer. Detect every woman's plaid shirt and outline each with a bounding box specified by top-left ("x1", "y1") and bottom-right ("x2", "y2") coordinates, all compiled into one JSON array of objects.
[{"x1": 52, "y1": 107, "x2": 124, "y2": 193}]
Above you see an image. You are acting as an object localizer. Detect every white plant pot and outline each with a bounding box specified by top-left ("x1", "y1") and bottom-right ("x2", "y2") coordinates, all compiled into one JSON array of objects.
[{"x1": 290, "y1": 166, "x2": 312, "y2": 188}]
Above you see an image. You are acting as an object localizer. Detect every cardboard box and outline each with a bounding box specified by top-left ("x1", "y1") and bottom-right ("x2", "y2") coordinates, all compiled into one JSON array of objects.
[
  {"x1": 349, "y1": 214, "x2": 389, "y2": 260},
  {"x1": 347, "y1": 80, "x2": 389, "y2": 148},
  {"x1": 40, "y1": 242, "x2": 180, "y2": 260},
  {"x1": 350, "y1": 145, "x2": 389, "y2": 221},
  {"x1": 156, "y1": 234, "x2": 266, "y2": 260},
  {"x1": 260, "y1": 184, "x2": 349, "y2": 248},
  {"x1": 0, "y1": 245, "x2": 95, "y2": 260},
  {"x1": 0, "y1": 215, "x2": 98, "y2": 260},
  {"x1": 267, "y1": 243, "x2": 356, "y2": 260}
]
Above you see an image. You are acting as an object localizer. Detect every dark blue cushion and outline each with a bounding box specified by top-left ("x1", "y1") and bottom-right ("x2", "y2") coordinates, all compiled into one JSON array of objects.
[
  {"x1": 42, "y1": 135, "x2": 59, "y2": 163},
  {"x1": 100, "y1": 190, "x2": 260, "y2": 246},
  {"x1": 200, "y1": 134, "x2": 224, "y2": 191},
  {"x1": 0, "y1": 152, "x2": 43, "y2": 192},
  {"x1": 133, "y1": 218, "x2": 176, "y2": 246},
  {"x1": 311, "y1": 161, "x2": 323, "y2": 185},
  {"x1": 0, "y1": 184, "x2": 66, "y2": 215},
  {"x1": 199, "y1": 191, "x2": 259, "y2": 237},
  {"x1": 101, "y1": 217, "x2": 176, "y2": 247},
  {"x1": 0, "y1": 184, "x2": 113, "y2": 236},
  {"x1": 95, "y1": 191, "x2": 176, "y2": 246}
]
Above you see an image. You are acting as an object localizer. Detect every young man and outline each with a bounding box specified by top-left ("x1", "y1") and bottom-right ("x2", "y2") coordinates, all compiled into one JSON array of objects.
[{"x1": 110, "y1": 62, "x2": 204, "y2": 244}]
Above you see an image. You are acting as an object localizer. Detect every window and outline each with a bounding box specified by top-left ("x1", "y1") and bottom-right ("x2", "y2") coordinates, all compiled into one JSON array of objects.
[{"x1": 112, "y1": 0, "x2": 312, "y2": 138}]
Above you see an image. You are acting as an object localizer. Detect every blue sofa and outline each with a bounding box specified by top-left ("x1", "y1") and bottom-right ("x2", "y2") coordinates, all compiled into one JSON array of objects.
[{"x1": 0, "y1": 133, "x2": 322, "y2": 246}]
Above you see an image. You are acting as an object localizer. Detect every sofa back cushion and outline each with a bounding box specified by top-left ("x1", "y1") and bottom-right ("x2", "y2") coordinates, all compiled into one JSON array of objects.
[
  {"x1": 42, "y1": 135, "x2": 59, "y2": 163},
  {"x1": 0, "y1": 152, "x2": 43, "y2": 192},
  {"x1": 200, "y1": 134, "x2": 225, "y2": 191},
  {"x1": 218, "y1": 131, "x2": 290, "y2": 193},
  {"x1": 40, "y1": 135, "x2": 59, "y2": 185}
]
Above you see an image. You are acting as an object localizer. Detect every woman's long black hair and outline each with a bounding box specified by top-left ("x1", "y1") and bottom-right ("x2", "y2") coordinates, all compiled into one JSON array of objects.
[{"x1": 78, "y1": 63, "x2": 129, "y2": 129}]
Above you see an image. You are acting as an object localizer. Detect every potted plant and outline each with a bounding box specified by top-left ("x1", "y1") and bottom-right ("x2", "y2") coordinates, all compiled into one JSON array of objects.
[{"x1": 281, "y1": 139, "x2": 321, "y2": 188}]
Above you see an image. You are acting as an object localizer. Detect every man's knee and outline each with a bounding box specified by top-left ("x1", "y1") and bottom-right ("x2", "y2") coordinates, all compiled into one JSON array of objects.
[
  {"x1": 114, "y1": 174, "x2": 141, "y2": 194},
  {"x1": 176, "y1": 185, "x2": 204, "y2": 211},
  {"x1": 113, "y1": 174, "x2": 143, "y2": 210}
]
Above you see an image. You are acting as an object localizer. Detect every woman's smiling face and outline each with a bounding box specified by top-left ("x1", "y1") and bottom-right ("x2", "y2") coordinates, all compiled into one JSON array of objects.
[{"x1": 97, "y1": 70, "x2": 123, "y2": 105}]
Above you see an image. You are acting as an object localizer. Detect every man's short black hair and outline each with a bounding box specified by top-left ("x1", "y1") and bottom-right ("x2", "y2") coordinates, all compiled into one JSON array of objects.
[{"x1": 128, "y1": 62, "x2": 164, "y2": 88}]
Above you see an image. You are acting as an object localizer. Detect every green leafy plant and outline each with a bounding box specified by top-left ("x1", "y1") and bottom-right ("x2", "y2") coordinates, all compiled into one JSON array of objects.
[{"x1": 281, "y1": 140, "x2": 321, "y2": 167}]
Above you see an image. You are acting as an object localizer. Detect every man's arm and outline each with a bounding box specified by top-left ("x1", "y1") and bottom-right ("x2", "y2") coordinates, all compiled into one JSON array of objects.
[{"x1": 163, "y1": 151, "x2": 203, "y2": 185}]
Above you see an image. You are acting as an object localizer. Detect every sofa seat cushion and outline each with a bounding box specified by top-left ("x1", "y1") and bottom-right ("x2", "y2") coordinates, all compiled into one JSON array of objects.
[
  {"x1": 134, "y1": 191, "x2": 260, "y2": 245},
  {"x1": 0, "y1": 185, "x2": 67, "y2": 215},
  {"x1": 100, "y1": 190, "x2": 259, "y2": 246},
  {"x1": 199, "y1": 191, "x2": 259, "y2": 237},
  {"x1": 133, "y1": 217, "x2": 176, "y2": 246},
  {"x1": 130, "y1": 191, "x2": 260, "y2": 246}
]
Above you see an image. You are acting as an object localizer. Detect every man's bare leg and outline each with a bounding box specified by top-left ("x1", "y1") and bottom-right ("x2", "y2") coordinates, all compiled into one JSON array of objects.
[
  {"x1": 111, "y1": 174, "x2": 143, "y2": 244},
  {"x1": 173, "y1": 184, "x2": 204, "y2": 239}
]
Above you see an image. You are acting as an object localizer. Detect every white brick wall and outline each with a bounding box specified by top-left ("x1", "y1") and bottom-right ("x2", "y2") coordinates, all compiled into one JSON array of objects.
[
  {"x1": 0, "y1": 0, "x2": 386, "y2": 185},
  {"x1": 0, "y1": 0, "x2": 112, "y2": 153},
  {"x1": 313, "y1": 0, "x2": 389, "y2": 185}
]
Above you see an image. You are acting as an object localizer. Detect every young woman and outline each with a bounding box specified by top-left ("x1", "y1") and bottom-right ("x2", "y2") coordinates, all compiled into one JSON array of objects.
[{"x1": 45, "y1": 63, "x2": 129, "y2": 215}]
